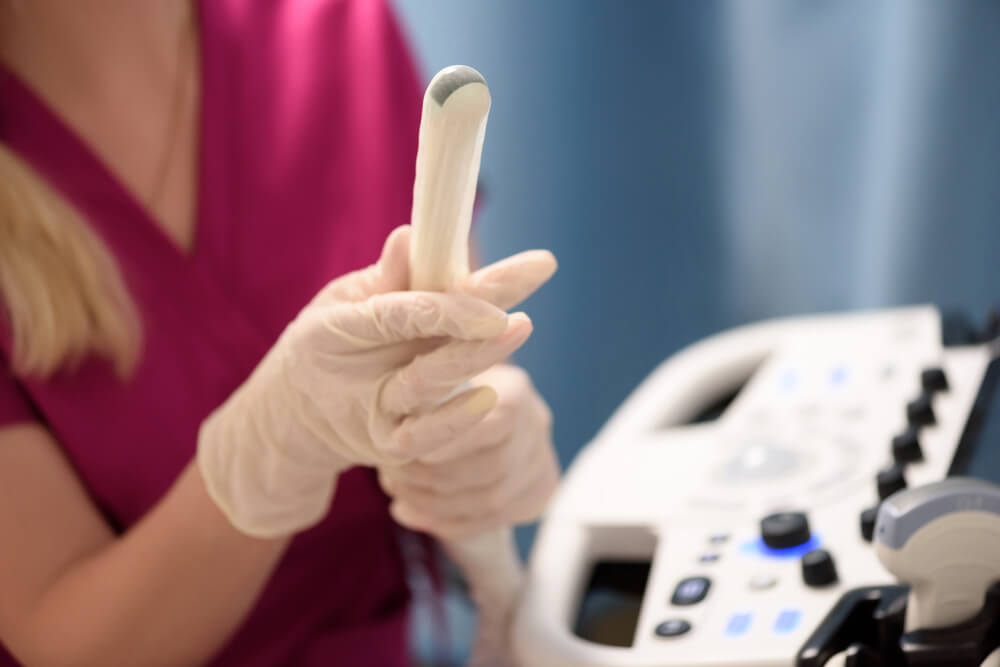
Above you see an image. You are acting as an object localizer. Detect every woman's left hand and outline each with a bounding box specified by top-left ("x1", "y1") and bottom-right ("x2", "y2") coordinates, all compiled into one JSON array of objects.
[{"x1": 378, "y1": 364, "x2": 559, "y2": 540}]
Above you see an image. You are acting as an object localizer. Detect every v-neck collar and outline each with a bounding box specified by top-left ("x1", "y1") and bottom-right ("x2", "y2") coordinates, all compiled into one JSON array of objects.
[
  {"x1": 0, "y1": 2, "x2": 277, "y2": 355},
  {"x1": 0, "y1": 0, "x2": 210, "y2": 269}
]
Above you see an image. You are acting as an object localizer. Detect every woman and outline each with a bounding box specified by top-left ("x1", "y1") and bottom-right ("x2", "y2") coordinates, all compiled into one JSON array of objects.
[{"x1": 0, "y1": 1, "x2": 559, "y2": 665}]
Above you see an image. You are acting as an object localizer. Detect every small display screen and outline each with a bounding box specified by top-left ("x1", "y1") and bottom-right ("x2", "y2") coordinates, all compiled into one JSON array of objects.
[
  {"x1": 573, "y1": 560, "x2": 652, "y2": 647},
  {"x1": 950, "y1": 358, "x2": 1000, "y2": 482}
]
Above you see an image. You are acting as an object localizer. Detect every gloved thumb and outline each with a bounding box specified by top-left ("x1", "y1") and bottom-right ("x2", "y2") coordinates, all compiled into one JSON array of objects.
[{"x1": 312, "y1": 225, "x2": 412, "y2": 305}]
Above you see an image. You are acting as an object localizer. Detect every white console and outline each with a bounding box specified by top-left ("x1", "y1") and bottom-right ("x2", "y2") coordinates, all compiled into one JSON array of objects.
[{"x1": 513, "y1": 305, "x2": 999, "y2": 667}]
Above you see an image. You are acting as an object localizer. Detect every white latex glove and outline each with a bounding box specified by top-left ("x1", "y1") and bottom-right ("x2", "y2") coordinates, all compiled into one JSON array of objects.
[
  {"x1": 377, "y1": 363, "x2": 559, "y2": 539},
  {"x1": 197, "y1": 226, "x2": 556, "y2": 539},
  {"x1": 379, "y1": 364, "x2": 558, "y2": 667}
]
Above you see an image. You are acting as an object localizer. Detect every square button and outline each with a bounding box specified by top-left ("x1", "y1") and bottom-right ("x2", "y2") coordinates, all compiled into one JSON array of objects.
[
  {"x1": 725, "y1": 613, "x2": 752, "y2": 637},
  {"x1": 671, "y1": 577, "x2": 711, "y2": 606},
  {"x1": 774, "y1": 609, "x2": 801, "y2": 634}
]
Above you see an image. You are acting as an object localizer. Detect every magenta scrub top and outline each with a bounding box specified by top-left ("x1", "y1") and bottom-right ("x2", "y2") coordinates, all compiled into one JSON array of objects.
[{"x1": 0, "y1": 0, "x2": 426, "y2": 664}]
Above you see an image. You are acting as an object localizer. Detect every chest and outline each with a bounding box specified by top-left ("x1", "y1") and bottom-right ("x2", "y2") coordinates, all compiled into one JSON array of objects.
[
  {"x1": 0, "y1": 0, "x2": 420, "y2": 529},
  {"x1": 23, "y1": 181, "x2": 392, "y2": 530}
]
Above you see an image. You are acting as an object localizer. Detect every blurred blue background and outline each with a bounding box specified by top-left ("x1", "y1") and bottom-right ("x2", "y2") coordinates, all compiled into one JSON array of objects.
[
  {"x1": 395, "y1": 0, "x2": 728, "y2": 481},
  {"x1": 394, "y1": 0, "x2": 1000, "y2": 479},
  {"x1": 392, "y1": 1, "x2": 1000, "y2": 660}
]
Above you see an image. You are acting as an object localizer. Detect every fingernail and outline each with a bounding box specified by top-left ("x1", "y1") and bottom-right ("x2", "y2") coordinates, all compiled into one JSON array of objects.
[
  {"x1": 535, "y1": 250, "x2": 558, "y2": 277},
  {"x1": 501, "y1": 313, "x2": 533, "y2": 343},
  {"x1": 471, "y1": 314, "x2": 509, "y2": 338},
  {"x1": 463, "y1": 386, "x2": 498, "y2": 416}
]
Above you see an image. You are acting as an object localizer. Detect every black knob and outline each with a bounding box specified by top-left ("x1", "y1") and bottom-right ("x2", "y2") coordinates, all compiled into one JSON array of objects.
[
  {"x1": 920, "y1": 367, "x2": 949, "y2": 393},
  {"x1": 860, "y1": 506, "x2": 878, "y2": 542},
  {"x1": 802, "y1": 549, "x2": 838, "y2": 587},
  {"x1": 877, "y1": 463, "x2": 907, "y2": 501},
  {"x1": 891, "y1": 426, "x2": 924, "y2": 464},
  {"x1": 906, "y1": 392, "x2": 936, "y2": 426},
  {"x1": 761, "y1": 512, "x2": 811, "y2": 549}
]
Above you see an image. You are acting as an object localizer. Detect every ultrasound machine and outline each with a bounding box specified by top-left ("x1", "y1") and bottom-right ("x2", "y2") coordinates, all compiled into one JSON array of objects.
[{"x1": 512, "y1": 305, "x2": 1000, "y2": 667}]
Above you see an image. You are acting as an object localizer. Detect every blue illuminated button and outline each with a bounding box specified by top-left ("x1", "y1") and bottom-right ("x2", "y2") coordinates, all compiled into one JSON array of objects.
[
  {"x1": 741, "y1": 535, "x2": 821, "y2": 560},
  {"x1": 779, "y1": 369, "x2": 798, "y2": 391},
  {"x1": 671, "y1": 577, "x2": 711, "y2": 605},
  {"x1": 725, "y1": 613, "x2": 752, "y2": 636},
  {"x1": 655, "y1": 618, "x2": 691, "y2": 638},
  {"x1": 830, "y1": 366, "x2": 848, "y2": 387},
  {"x1": 774, "y1": 609, "x2": 801, "y2": 634}
]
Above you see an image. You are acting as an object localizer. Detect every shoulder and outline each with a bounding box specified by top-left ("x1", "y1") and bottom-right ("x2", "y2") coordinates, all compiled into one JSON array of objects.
[
  {"x1": 202, "y1": 0, "x2": 423, "y2": 187},
  {"x1": 197, "y1": 0, "x2": 426, "y2": 317},
  {"x1": 204, "y1": 0, "x2": 422, "y2": 97}
]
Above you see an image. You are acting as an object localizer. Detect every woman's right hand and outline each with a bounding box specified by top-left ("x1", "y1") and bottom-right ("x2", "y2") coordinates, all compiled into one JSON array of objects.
[{"x1": 197, "y1": 225, "x2": 553, "y2": 539}]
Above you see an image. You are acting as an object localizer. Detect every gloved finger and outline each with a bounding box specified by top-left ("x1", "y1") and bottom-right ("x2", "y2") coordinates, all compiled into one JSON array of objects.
[
  {"x1": 379, "y1": 314, "x2": 533, "y2": 415},
  {"x1": 378, "y1": 386, "x2": 498, "y2": 461},
  {"x1": 311, "y1": 225, "x2": 412, "y2": 305},
  {"x1": 384, "y1": 441, "x2": 508, "y2": 495},
  {"x1": 316, "y1": 291, "x2": 509, "y2": 351},
  {"x1": 392, "y1": 435, "x2": 512, "y2": 493},
  {"x1": 454, "y1": 250, "x2": 557, "y2": 311},
  {"x1": 387, "y1": 433, "x2": 549, "y2": 521},
  {"x1": 393, "y1": 395, "x2": 545, "y2": 492},
  {"x1": 377, "y1": 466, "x2": 398, "y2": 496},
  {"x1": 417, "y1": 365, "x2": 534, "y2": 464},
  {"x1": 412, "y1": 409, "x2": 513, "y2": 465},
  {"x1": 390, "y1": 445, "x2": 559, "y2": 539}
]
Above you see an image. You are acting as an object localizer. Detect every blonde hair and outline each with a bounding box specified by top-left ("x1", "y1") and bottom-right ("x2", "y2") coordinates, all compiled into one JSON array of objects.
[{"x1": 0, "y1": 144, "x2": 140, "y2": 379}]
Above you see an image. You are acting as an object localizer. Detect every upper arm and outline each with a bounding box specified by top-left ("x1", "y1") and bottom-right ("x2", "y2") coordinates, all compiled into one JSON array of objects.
[{"x1": 0, "y1": 422, "x2": 114, "y2": 650}]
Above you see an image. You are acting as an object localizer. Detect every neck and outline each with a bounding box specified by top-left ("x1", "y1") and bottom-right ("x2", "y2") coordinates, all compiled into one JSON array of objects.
[
  {"x1": 0, "y1": 2, "x2": 192, "y2": 91},
  {"x1": 0, "y1": 1, "x2": 201, "y2": 253}
]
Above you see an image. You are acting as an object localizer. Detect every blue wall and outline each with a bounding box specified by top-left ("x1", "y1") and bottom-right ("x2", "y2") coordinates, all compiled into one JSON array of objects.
[
  {"x1": 720, "y1": 0, "x2": 1000, "y2": 320},
  {"x1": 393, "y1": 1, "x2": 729, "y2": 473},
  {"x1": 393, "y1": 1, "x2": 1000, "y2": 486}
]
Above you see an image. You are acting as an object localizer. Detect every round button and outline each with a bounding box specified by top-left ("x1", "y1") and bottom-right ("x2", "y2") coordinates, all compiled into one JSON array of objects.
[
  {"x1": 761, "y1": 512, "x2": 811, "y2": 549},
  {"x1": 860, "y1": 506, "x2": 878, "y2": 542},
  {"x1": 920, "y1": 367, "x2": 949, "y2": 393},
  {"x1": 655, "y1": 618, "x2": 691, "y2": 638},
  {"x1": 802, "y1": 549, "x2": 838, "y2": 587},
  {"x1": 906, "y1": 392, "x2": 936, "y2": 426},
  {"x1": 671, "y1": 577, "x2": 711, "y2": 606},
  {"x1": 877, "y1": 464, "x2": 907, "y2": 501},
  {"x1": 749, "y1": 574, "x2": 777, "y2": 591},
  {"x1": 891, "y1": 427, "x2": 923, "y2": 464}
]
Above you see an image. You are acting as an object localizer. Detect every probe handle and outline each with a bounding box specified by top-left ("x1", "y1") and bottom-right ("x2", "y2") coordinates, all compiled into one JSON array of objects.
[{"x1": 408, "y1": 65, "x2": 523, "y2": 667}]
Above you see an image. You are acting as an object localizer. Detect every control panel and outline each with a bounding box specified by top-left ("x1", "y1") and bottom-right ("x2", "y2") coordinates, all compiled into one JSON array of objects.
[{"x1": 513, "y1": 305, "x2": 999, "y2": 667}]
